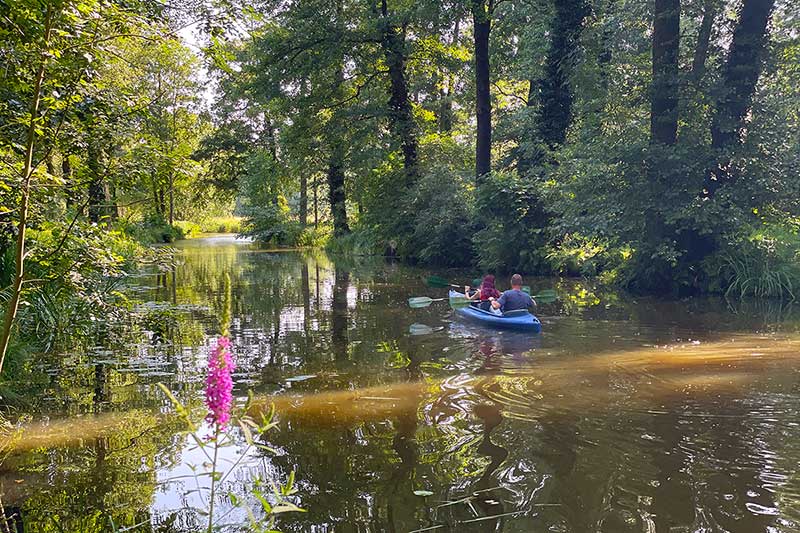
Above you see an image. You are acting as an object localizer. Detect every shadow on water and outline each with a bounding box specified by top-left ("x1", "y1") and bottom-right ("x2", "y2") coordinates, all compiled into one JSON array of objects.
[{"x1": 2, "y1": 236, "x2": 800, "y2": 532}]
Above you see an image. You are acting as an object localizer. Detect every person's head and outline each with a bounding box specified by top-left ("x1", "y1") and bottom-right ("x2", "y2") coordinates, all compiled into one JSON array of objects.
[
  {"x1": 510, "y1": 274, "x2": 523, "y2": 289},
  {"x1": 481, "y1": 274, "x2": 496, "y2": 290}
]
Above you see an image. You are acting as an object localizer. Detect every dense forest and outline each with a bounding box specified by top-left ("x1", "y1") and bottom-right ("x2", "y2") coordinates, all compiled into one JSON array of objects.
[{"x1": 2, "y1": 0, "x2": 799, "y2": 369}]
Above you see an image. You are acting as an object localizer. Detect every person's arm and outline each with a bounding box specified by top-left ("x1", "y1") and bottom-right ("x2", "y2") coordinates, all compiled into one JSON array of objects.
[{"x1": 492, "y1": 292, "x2": 505, "y2": 309}]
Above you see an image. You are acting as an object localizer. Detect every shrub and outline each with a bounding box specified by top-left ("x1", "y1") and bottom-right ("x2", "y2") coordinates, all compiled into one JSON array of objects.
[
  {"x1": 473, "y1": 170, "x2": 552, "y2": 274},
  {"x1": 404, "y1": 166, "x2": 475, "y2": 266},
  {"x1": 120, "y1": 214, "x2": 184, "y2": 244},
  {"x1": 240, "y1": 204, "x2": 322, "y2": 247},
  {"x1": 326, "y1": 227, "x2": 382, "y2": 256},
  {"x1": 173, "y1": 220, "x2": 201, "y2": 238},
  {"x1": 714, "y1": 222, "x2": 800, "y2": 300}
]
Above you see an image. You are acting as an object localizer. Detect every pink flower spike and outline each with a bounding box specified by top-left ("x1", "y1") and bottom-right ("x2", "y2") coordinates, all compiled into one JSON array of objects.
[{"x1": 205, "y1": 336, "x2": 236, "y2": 429}]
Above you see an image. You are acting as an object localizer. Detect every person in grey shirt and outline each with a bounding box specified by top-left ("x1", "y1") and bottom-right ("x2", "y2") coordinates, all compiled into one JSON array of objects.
[{"x1": 490, "y1": 274, "x2": 535, "y2": 312}]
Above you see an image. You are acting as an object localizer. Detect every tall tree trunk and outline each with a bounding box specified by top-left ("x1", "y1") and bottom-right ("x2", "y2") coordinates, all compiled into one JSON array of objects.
[
  {"x1": 0, "y1": 5, "x2": 53, "y2": 374},
  {"x1": 690, "y1": 0, "x2": 718, "y2": 84},
  {"x1": 158, "y1": 186, "x2": 166, "y2": 217},
  {"x1": 327, "y1": 0, "x2": 350, "y2": 237},
  {"x1": 472, "y1": 0, "x2": 492, "y2": 180},
  {"x1": 650, "y1": 0, "x2": 681, "y2": 146},
  {"x1": 380, "y1": 0, "x2": 419, "y2": 185},
  {"x1": 538, "y1": 0, "x2": 589, "y2": 148},
  {"x1": 635, "y1": 0, "x2": 681, "y2": 293},
  {"x1": 438, "y1": 15, "x2": 461, "y2": 133},
  {"x1": 62, "y1": 154, "x2": 75, "y2": 208},
  {"x1": 87, "y1": 139, "x2": 105, "y2": 223},
  {"x1": 46, "y1": 154, "x2": 56, "y2": 177},
  {"x1": 327, "y1": 145, "x2": 350, "y2": 236},
  {"x1": 519, "y1": 0, "x2": 588, "y2": 174},
  {"x1": 167, "y1": 172, "x2": 174, "y2": 226},
  {"x1": 705, "y1": 0, "x2": 775, "y2": 196},
  {"x1": 265, "y1": 116, "x2": 278, "y2": 161},
  {"x1": 299, "y1": 171, "x2": 308, "y2": 228},
  {"x1": 313, "y1": 176, "x2": 319, "y2": 228}
]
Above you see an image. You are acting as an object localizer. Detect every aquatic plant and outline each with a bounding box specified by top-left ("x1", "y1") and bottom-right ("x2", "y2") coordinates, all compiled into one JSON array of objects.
[{"x1": 158, "y1": 335, "x2": 303, "y2": 532}]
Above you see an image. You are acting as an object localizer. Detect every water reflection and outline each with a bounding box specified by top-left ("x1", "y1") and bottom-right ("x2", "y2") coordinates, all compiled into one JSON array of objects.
[{"x1": 2, "y1": 236, "x2": 800, "y2": 532}]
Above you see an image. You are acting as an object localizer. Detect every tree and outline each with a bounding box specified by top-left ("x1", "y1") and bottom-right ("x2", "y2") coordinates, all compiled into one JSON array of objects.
[
  {"x1": 0, "y1": 0, "x2": 167, "y2": 373},
  {"x1": 705, "y1": 0, "x2": 776, "y2": 196},
  {"x1": 378, "y1": 0, "x2": 419, "y2": 186},
  {"x1": 472, "y1": 0, "x2": 493, "y2": 179},
  {"x1": 650, "y1": 0, "x2": 681, "y2": 146}
]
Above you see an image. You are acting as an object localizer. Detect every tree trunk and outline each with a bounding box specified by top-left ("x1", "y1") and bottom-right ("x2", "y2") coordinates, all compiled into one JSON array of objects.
[
  {"x1": 472, "y1": 0, "x2": 492, "y2": 180},
  {"x1": 380, "y1": 0, "x2": 419, "y2": 186},
  {"x1": 327, "y1": 146, "x2": 350, "y2": 236},
  {"x1": 705, "y1": 0, "x2": 775, "y2": 196},
  {"x1": 62, "y1": 154, "x2": 75, "y2": 208},
  {"x1": 313, "y1": 176, "x2": 319, "y2": 228},
  {"x1": 538, "y1": 0, "x2": 589, "y2": 148},
  {"x1": 168, "y1": 174, "x2": 174, "y2": 225},
  {"x1": 650, "y1": 0, "x2": 681, "y2": 146},
  {"x1": 87, "y1": 140, "x2": 105, "y2": 223},
  {"x1": 0, "y1": 6, "x2": 53, "y2": 374},
  {"x1": 438, "y1": 15, "x2": 461, "y2": 133},
  {"x1": 690, "y1": 0, "x2": 718, "y2": 84},
  {"x1": 519, "y1": 0, "x2": 588, "y2": 174},
  {"x1": 299, "y1": 171, "x2": 308, "y2": 228}
]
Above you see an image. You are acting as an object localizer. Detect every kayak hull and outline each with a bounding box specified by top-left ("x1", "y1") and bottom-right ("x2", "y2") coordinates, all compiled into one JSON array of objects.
[{"x1": 449, "y1": 291, "x2": 542, "y2": 333}]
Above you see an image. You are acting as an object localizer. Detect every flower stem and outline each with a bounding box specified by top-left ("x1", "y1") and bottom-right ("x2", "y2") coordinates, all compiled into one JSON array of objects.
[{"x1": 207, "y1": 424, "x2": 220, "y2": 533}]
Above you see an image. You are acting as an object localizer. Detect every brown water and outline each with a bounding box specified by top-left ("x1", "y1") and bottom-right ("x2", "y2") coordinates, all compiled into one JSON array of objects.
[{"x1": 2, "y1": 235, "x2": 800, "y2": 532}]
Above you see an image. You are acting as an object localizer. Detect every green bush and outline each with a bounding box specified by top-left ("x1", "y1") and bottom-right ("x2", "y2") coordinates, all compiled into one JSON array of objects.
[
  {"x1": 404, "y1": 166, "x2": 475, "y2": 266},
  {"x1": 201, "y1": 216, "x2": 242, "y2": 234},
  {"x1": 119, "y1": 214, "x2": 185, "y2": 244},
  {"x1": 173, "y1": 220, "x2": 201, "y2": 238},
  {"x1": 473, "y1": 170, "x2": 552, "y2": 274},
  {"x1": 713, "y1": 222, "x2": 800, "y2": 300},
  {"x1": 326, "y1": 227, "x2": 382, "y2": 256},
  {"x1": 240, "y1": 204, "x2": 322, "y2": 247}
]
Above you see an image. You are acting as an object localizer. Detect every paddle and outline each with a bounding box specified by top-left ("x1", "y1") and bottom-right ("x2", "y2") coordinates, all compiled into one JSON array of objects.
[
  {"x1": 425, "y1": 275, "x2": 483, "y2": 288},
  {"x1": 524, "y1": 288, "x2": 558, "y2": 304},
  {"x1": 408, "y1": 294, "x2": 469, "y2": 308}
]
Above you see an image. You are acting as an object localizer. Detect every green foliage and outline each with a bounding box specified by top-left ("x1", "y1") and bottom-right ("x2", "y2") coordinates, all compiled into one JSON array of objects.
[
  {"x1": 714, "y1": 223, "x2": 800, "y2": 300},
  {"x1": 546, "y1": 235, "x2": 627, "y2": 278},
  {"x1": 474, "y1": 171, "x2": 552, "y2": 274},
  {"x1": 404, "y1": 166, "x2": 475, "y2": 266},
  {"x1": 326, "y1": 227, "x2": 383, "y2": 256},
  {"x1": 241, "y1": 204, "x2": 301, "y2": 246},
  {"x1": 120, "y1": 214, "x2": 185, "y2": 244}
]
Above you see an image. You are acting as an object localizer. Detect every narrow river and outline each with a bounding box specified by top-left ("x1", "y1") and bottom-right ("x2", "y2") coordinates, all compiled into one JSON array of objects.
[{"x1": 1, "y1": 235, "x2": 799, "y2": 532}]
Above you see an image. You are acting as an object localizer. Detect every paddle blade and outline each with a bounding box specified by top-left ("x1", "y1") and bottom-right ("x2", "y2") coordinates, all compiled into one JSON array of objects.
[
  {"x1": 409, "y1": 323, "x2": 434, "y2": 335},
  {"x1": 408, "y1": 296, "x2": 434, "y2": 308},
  {"x1": 425, "y1": 276, "x2": 450, "y2": 288},
  {"x1": 532, "y1": 289, "x2": 558, "y2": 304},
  {"x1": 448, "y1": 295, "x2": 470, "y2": 307}
]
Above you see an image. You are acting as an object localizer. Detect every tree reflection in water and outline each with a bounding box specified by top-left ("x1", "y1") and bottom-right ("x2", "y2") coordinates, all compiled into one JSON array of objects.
[{"x1": 4, "y1": 240, "x2": 800, "y2": 532}]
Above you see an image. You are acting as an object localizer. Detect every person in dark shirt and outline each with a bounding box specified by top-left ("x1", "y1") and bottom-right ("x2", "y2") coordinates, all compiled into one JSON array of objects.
[{"x1": 490, "y1": 274, "x2": 534, "y2": 312}]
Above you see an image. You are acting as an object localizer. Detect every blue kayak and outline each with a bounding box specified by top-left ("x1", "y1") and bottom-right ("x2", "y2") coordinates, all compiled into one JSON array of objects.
[{"x1": 449, "y1": 291, "x2": 542, "y2": 333}]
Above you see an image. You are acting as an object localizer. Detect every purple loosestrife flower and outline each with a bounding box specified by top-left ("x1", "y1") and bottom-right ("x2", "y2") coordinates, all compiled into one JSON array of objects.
[{"x1": 205, "y1": 336, "x2": 235, "y2": 429}]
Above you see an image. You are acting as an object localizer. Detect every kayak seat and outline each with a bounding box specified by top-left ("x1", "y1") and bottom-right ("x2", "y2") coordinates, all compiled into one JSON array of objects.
[{"x1": 502, "y1": 309, "x2": 529, "y2": 317}]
